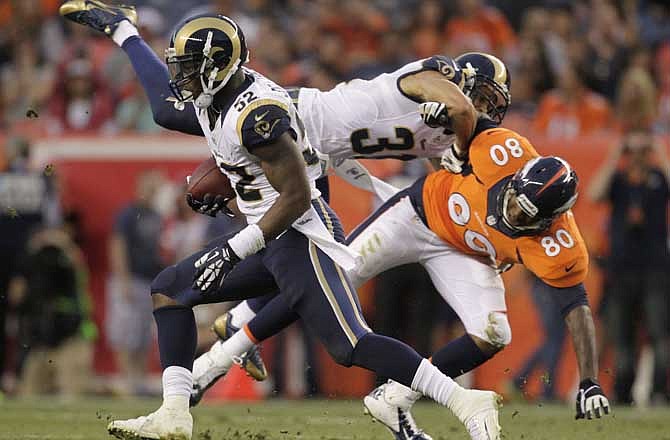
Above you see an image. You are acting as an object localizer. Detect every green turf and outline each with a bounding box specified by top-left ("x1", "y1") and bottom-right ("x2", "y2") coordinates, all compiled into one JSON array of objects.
[{"x1": 0, "y1": 397, "x2": 669, "y2": 440}]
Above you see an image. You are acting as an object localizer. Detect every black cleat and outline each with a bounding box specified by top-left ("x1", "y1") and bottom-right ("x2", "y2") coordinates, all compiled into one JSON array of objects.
[{"x1": 59, "y1": 0, "x2": 137, "y2": 36}]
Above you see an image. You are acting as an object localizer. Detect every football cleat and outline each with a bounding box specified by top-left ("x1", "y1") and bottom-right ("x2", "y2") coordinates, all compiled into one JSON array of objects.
[
  {"x1": 107, "y1": 406, "x2": 193, "y2": 440},
  {"x1": 59, "y1": 0, "x2": 137, "y2": 36},
  {"x1": 449, "y1": 388, "x2": 503, "y2": 440},
  {"x1": 363, "y1": 381, "x2": 433, "y2": 440},
  {"x1": 212, "y1": 312, "x2": 267, "y2": 381},
  {"x1": 189, "y1": 341, "x2": 236, "y2": 407}
]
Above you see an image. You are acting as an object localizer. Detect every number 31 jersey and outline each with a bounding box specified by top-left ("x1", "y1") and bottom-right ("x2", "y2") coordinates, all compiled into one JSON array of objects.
[
  {"x1": 296, "y1": 56, "x2": 463, "y2": 161},
  {"x1": 422, "y1": 126, "x2": 589, "y2": 288},
  {"x1": 195, "y1": 67, "x2": 322, "y2": 223}
]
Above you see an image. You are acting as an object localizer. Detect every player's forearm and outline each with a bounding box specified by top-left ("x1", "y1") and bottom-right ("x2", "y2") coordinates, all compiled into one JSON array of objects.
[
  {"x1": 402, "y1": 73, "x2": 476, "y2": 153},
  {"x1": 565, "y1": 305, "x2": 599, "y2": 381},
  {"x1": 256, "y1": 134, "x2": 312, "y2": 241},
  {"x1": 120, "y1": 33, "x2": 203, "y2": 136},
  {"x1": 257, "y1": 186, "x2": 311, "y2": 241}
]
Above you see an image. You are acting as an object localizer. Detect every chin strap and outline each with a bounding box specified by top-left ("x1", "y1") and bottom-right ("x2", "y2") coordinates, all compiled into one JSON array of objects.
[{"x1": 194, "y1": 31, "x2": 242, "y2": 109}]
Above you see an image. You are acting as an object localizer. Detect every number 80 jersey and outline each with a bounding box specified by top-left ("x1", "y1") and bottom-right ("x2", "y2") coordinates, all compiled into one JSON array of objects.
[{"x1": 422, "y1": 127, "x2": 589, "y2": 288}]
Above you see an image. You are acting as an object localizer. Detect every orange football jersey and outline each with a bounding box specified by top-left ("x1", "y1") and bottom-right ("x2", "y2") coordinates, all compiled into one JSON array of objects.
[{"x1": 422, "y1": 127, "x2": 588, "y2": 288}]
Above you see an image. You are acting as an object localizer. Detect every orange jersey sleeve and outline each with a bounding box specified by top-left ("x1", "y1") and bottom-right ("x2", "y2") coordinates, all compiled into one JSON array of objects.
[
  {"x1": 518, "y1": 211, "x2": 589, "y2": 288},
  {"x1": 467, "y1": 128, "x2": 540, "y2": 185}
]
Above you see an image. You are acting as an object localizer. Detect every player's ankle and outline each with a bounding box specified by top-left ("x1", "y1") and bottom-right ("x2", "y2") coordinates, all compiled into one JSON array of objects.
[{"x1": 112, "y1": 20, "x2": 138, "y2": 46}]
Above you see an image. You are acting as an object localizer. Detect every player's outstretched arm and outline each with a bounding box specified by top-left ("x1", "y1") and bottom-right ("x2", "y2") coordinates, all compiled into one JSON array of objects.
[
  {"x1": 565, "y1": 304, "x2": 611, "y2": 419},
  {"x1": 399, "y1": 70, "x2": 477, "y2": 156}
]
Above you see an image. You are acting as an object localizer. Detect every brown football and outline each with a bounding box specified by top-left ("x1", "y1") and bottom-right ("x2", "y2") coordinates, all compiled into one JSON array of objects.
[{"x1": 186, "y1": 157, "x2": 235, "y2": 201}]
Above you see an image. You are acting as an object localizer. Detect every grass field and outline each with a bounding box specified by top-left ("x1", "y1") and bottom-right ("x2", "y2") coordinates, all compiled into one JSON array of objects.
[{"x1": 1, "y1": 397, "x2": 670, "y2": 440}]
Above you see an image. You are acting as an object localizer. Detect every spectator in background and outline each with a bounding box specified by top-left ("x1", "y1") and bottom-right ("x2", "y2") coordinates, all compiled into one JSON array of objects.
[
  {"x1": 654, "y1": 42, "x2": 670, "y2": 134},
  {"x1": 616, "y1": 47, "x2": 658, "y2": 132},
  {"x1": 48, "y1": 48, "x2": 115, "y2": 134},
  {"x1": 10, "y1": 216, "x2": 96, "y2": 397},
  {"x1": 444, "y1": 0, "x2": 516, "y2": 58},
  {"x1": 637, "y1": 0, "x2": 670, "y2": 47},
  {"x1": 409, "y1": 0, "x2": 446, "y2": 59},
  {"x1": 588, "y1": 129, "x2": 670, "y2": 404},
  {"x1": 533, "y1": 63, "x2": 611, "y2": 138},
  {"x1": 579, "y1": 0, "x2": 635, "y2": 101},
  {"x1": 106, "y1": 170, "x2": 165, "y2": 396},
  {"x1": 0, "y1": 137, "x2": 61, "y2": 391}
]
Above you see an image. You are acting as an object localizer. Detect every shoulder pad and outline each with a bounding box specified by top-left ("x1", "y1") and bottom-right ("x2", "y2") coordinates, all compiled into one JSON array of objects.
[
  {"x1": 237, "y1": 99, "x2": 291, "y2": 149},
  {"x1": 422, "y1": 55, "x2": 464, "y2": 88}
]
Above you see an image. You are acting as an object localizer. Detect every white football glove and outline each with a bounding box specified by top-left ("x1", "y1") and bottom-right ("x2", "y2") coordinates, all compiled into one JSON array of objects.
[
  {"x1": 440, "y1": 144, "x2": 467, "y2": 174},
  {"x1": 419, "y1": 101, "x2": 450, "y2": 128},
  {"x1": 576, "y1": 379, "x2": 611, "y2": 420},
  {"x1": 192, "y1": 244, "x2": 240, "y2": 295}
]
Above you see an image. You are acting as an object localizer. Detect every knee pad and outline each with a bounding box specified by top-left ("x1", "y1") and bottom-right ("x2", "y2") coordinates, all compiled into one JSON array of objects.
[
  {"x1": 482, "y1": 311, "x2": 512, "y2": 348},
  {"x1": 150, "y1": 265, "x2": 178, "y2": 296}
]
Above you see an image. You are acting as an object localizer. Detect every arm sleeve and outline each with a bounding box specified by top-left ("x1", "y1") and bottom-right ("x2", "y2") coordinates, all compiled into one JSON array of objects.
[
  {"x1": 121, "y1": 36, "x2": 204, "y2": 136},
  {"x1": 238, "y1": 101, "x2": 292, "y2": 150},
  {"x1": 534, "y1": 278, "x2": 589, "y2": 318}
]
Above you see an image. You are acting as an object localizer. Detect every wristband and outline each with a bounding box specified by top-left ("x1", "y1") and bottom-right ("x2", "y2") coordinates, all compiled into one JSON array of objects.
[
  {"x1": 112, "y1": 20, "x2": 139, "y2": 47},
  {"x1": 227, "y1": 224, "x2": 265, "y2": 259}
]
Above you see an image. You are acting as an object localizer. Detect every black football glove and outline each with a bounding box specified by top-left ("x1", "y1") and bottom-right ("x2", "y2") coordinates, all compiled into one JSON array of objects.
[
  {"x1": 186, "y1": 193, "x2": 234, "y2": 217},
  {"x1": 419, "y1": 101, "x2": 451, "y2": 128},
  {"x1": 575, "y1": 378, "x2": 611, "y2": 420},
  {"x1": 192, "y1": 243, "x2": 241, "y2": 295}
]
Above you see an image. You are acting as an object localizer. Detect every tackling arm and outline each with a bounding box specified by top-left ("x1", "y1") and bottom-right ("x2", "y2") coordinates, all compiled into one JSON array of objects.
[{"x1": 399, "y1": 70, "x2": 477, "y2": 157}]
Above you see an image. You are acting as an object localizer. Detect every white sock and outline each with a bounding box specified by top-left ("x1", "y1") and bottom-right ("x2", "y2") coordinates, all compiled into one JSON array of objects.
[
  {"x1": 162, "y1": 366, "x2": 192, "y2": 411},
  {"x1": 411, "y1": 359, "x2": 460, "y2": 408},
  {"x1": 112, "y1": 20, "x2": 139, "y2": 47},
  {"x1": 229, "y1": 301, "x2": 257, "y2": 329},
  {"x1": 212, "y1": 328, "x2": 255, "y2": 366}
]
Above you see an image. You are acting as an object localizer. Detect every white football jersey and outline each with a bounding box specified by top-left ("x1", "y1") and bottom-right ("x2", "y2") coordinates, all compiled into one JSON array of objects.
[
  {"x1": 195, "y1": 67, "x2": 322, "y2": 223},
  {"x1": 296, "y1": 56, "x2": 463, "y2": 162}
]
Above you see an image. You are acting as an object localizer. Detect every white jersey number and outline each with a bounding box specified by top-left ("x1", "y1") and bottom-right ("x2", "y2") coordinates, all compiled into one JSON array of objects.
[
  {"x1": 448, "y1": 193, "x2": 496, "y2": 259},
  {"x1": 490, "y1": 138, "x2": 523, "y2": 166},
  {"x1": 540, "y1": 229, "x2": 575, "y2": 257}
]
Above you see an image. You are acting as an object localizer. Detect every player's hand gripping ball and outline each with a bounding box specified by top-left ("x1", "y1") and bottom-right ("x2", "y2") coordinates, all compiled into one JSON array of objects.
[{"x1": 186, "y1": 157, "x2": 236, "y2": 217}]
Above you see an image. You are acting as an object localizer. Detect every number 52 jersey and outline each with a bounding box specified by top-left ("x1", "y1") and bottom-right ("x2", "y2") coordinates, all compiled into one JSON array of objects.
[{"x1": 421, "y1": 126, "x2": 589, "y2": 288}]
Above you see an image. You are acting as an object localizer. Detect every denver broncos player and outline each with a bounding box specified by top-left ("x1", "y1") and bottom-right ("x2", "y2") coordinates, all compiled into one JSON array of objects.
[
  {"x1": 60, "y1": 2, "x2": 503, "y2": 440},
  {"x1": 193, "y1": 54, "x2": 611, "y2": 438}
]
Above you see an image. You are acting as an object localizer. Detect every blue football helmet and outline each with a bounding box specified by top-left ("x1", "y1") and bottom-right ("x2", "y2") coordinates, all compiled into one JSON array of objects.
[
  {"x1": 455, "y1": 52, "x2": 511, "y2": 124},
  {"x1": 166, "y1": 14, "x2": 249, "y2": 108},
  {"x1": 498, "y1": 156, "x2": 579, "y2": 233}
]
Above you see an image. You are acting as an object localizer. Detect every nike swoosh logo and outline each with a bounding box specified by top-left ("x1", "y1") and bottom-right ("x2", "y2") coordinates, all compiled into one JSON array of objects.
[
  {"x1": 565, "y1": 263, "x2": 577, "y2": 272},
  {"x1": 255, "y1": 110, "x2": 269, "y2": 121}
]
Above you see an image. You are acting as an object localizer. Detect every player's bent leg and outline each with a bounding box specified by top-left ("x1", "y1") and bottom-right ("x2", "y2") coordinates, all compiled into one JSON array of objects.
[
  {"x1": 270, "y1": 233, "x2": 500, "y2": 439},
  {"x1": 210, "y1": 294, "x2": 277, "y2": 383},
  {"x1": 110, "y1": 243, "x2": 276, "y2": 439},
  {"x1": 191, "y1": 293, "x2": 302, "y2": 406},
  {"x1": 345, "y1": 191, "x2": 427, "y2": 288}
]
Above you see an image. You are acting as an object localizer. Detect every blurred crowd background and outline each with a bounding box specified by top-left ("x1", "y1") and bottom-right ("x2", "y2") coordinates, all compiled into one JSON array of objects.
[{"x1": 0, "y1": 0, "x2": 669, "y2": 407}]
